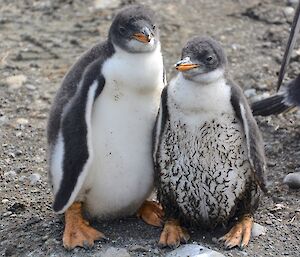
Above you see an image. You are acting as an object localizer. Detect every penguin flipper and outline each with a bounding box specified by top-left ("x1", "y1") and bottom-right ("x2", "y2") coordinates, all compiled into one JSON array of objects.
[
  {"x1": 52, "y1": 60, "x2": 106, "y2": 214},
  {"x1": 230, "y1": 83, "x2": 267, "y2": 192},
  {"x1": 251, "y1": 94, "x2": 291, "y2": 116},
  {"x1": 252, "y1": 74, "x2": 300, "y2": 116},
  {"x1": 153, "y1": 86, "x2": 169, "y2": 175}
]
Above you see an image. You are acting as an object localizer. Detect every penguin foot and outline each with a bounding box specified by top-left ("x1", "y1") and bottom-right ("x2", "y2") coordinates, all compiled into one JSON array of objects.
[
  {"x1": 158, "y1": 219, "x2": 190, "y2": 249},
  {"x1": 219, "y1": 214, "x2": 253, "y2": 250},
  {"x1": 63, "y1": 202, "x2": 106, "y2": 250},
  {"x1": 137, "y1": 200, "x2": 164, "y2": 227}
]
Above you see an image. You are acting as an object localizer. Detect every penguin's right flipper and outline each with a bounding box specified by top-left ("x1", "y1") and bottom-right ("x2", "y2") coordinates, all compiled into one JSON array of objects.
[{"x1": 51, "y1": 59, "x2": 106, "y2": 214}]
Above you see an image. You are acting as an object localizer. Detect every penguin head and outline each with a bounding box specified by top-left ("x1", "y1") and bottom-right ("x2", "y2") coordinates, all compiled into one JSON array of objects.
[
  {"x1": 175, "y1": 36, "x2": 227, "y2": 83},
  {"x1": 109, "y1": 5, "x2": 159, "y2": 53}
]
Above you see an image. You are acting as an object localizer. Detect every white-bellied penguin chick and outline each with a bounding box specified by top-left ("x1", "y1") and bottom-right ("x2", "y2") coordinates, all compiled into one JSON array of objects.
[
  {"x1": 153, "y1": 36, "x2": 267, "y2": 249},
  {"x1": 47, "y1": 5, "x2": 165, "y2": 250}
]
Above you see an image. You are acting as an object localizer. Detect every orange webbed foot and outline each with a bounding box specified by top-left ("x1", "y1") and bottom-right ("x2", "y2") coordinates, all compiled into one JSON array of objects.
[
  {"x1": 219, "y1": 214, "x2": 254, "y2": 249},
  {"x1": 137, "y1": 200, "x2": 164, "y2": 227},
  {"x1": 158, "y1": 219, "x2": 190, "y2": 249},
  {"x1": 63, "y1": 202, "x2": 106, "y2": 250}
]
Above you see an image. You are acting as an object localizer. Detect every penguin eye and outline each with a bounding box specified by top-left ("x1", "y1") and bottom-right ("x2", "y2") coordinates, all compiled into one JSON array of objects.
[
  {"x1": 119, "y1": 26, "x2": 126, "y2": 34},
  {"x1": 206, "y1": 56, "x2": 213, "y2": 62}
]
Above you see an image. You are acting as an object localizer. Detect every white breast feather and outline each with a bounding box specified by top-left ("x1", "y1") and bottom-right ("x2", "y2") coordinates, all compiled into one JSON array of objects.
[{"x1": 81, "y1": 44, "x2": 165, "y2": 218}]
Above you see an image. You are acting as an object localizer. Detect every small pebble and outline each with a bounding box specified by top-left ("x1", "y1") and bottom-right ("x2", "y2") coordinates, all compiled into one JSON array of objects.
[
  {"x1": 244, "y1": 88, "x2": 257, "y2": 98},
  {"x1": 5, "y1": 74, "x2": 27, "y2": 89},
  {"x1": 2, "y1": 199, "x2": 9, "y2": 204},
  {"x1": 283, "y1": 172, "x2": 300, "y2": 189},
  {"x1": 129, "y1": 244, "x2": 149, "y2": 252},
  {"x1": 2, "y1": 211, "x2": 12, "y2": 217},
  {"x1": 94, "y1": 0, "x2": 121, "y2": 9},
  {"x1": 265, "y1": 219, "x2": 273, "y2": 225},
  {"x1": 101, "y1": 247, "x2": 131, "y2": 257},
  {"x1": 16, "y1": 118, "x2": 29, "y2": 125},
  {"x1": 0, "y1": 115, "x2": 8, "y2": 125},
  {"x1": 25, "y1": 84, "x2": 36, "y2": 91},
  {"x1": 284, "y1": 6, "x2": 294, "y2": 16},
  {"x1": 166, "y1": 244, "x2": 225, "y2": 257},
  {"x1": 4, "y1": 171, "x2": 17, "y2": 179},
  {"x1": 251, "y1": 223, "x2": 267, "y2": 238},
  {"x1": 29, "y1": 173, "x2": 41, "y2": 185}
]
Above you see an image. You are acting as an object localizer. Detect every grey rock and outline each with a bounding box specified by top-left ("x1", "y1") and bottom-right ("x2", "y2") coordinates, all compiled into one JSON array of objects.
[
  {"x1": 166, "y1": 244, "x2": 225, "y2": 257},
  {"x1": 94, "y1": 0, "x2": 121, "y2": 9},
  {"x1": 0, "y1": 115, "x2": 8, "y2": 125},
  {"x1": 5, "y1": 74, "x2": 27, "y2": 89},
  {"x1": 101, "y1": 247, "x2": 131, "y2": 257},
  {"x1": 1, "y1": 199, "x2": 9, "y2": 204},
  {"x1": 283, "y1": 172, "x2": 300, "y2": 189},
  {"x1": 28, "y1": 173, "x2": 41, "y2": 185},
  {"x1": 244, "y1": 88, "x2": 257, "y2": 99},
  {"x1": 283, "y1": 7, "x2": 294, "y2": 16},
  {"x1": 4, "y1": 171, "x2": 17, "y2": 179},
  {"x1": 251, "y1": 223, "x2": 267, "y2": 238},
  {"x1": 129, "y1": 244, "x2": 149, "y2": 252},
  {"x1": 2, "y1": 211, "x2": 12, "y2": 217},
  {"x1": 250, "y1": 92, "x2": 271, "y2": 102}
]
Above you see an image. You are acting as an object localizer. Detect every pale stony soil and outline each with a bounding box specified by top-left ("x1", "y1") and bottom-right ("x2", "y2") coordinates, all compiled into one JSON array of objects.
[{"x1": 0, "y1": 0, "x2": 300, "y2": 256}]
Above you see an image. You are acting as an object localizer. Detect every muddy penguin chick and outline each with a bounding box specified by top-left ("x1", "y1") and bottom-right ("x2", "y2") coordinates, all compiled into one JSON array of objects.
[
  {"x1": 47, "y1": 5, "x2": 165, "y2": 250},
  {"x1": 154, "y1": 36, "x2": 267, "y2": 249}
]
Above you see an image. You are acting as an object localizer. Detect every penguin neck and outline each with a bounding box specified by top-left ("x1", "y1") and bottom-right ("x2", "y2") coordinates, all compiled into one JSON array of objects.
[
  {"x1": 169, "y1": 72, "x2": 232, "y2": 120},
  {"x1": 102, "y1": 42, "x2": 164, "y2": 96},
  {"x1": 186, "y1": 68, "x2": 225, "y2": 85}
]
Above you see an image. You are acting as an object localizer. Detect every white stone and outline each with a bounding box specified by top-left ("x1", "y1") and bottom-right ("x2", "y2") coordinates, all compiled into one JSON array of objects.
[
  {"x1": 25, "y1": 84, "x2": 36, "y2": 91},
  {"x1": 29, "y1": 173, "x2": 41, "y2": 185},
  {"x1": 4, "y1": 171, "x2": 17, "y2": 179},
  {"x1": 0, "y1": 116, "x2": 8, "y2": 125},
  {"x1": 283, "y1": 172, "x2": 300, "y2": 189},
  {"x1": 6, "y1": 74, "x2": 27, "y2": 89},
  {"x1": 101, "y1": 247, "x2": 130, "y2": 257},
  {"x1": 284, "y1": 6, "x2": 294, "y2": 16},
  {"x1": 251, "y1": 222, "x2": 267, "y2": 238},
  {"x1": 16, "y1": 118, "x2": 29, "y2": 125},
  {"x1": 244, "y1": 88, "x2": 257, "y2": 98},
  {"x1": 1, "y1": 199, "x2": 9, "y2": 204},
  {"x1": 94, "y1": 0, "x2": 121, "y2": 9},
  {"x1": 166, "y1": 244, "x2": 225, "y2": 257}
]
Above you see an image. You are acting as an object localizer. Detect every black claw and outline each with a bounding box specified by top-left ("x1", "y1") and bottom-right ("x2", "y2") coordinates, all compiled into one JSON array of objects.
[
  {"x1": 101, "y1": 235, "x2": 109, "y2": 242},
  {"x1": 82, "y1": 241, "x2": 93, "y2": 249},
  {"x1": 158, "y1": 243, "x2": 167, "y2": 248}
]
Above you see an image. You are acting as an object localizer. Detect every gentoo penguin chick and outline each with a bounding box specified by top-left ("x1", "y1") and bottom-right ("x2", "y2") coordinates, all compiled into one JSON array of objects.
[
  {"x1": 47, "y1": 5, "x2": 165, "y2": 250},
  {"x1": 154, "y1": 36, "x2": 267, "y2": 249}
]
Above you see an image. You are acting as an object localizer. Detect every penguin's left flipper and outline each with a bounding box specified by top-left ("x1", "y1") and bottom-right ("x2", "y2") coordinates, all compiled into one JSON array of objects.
[
  {"x1": 137, "y1": 200, "x2": 164, "y2": 227},
  {"x1": 219, "y1": 214, "x2": 253, "y2": 249},
  {"x1": 230, "y1": 82, "x2": 267, "y2": 192},
  {"x1": 52, "y1": 59, "x2": 106, "y2": 214}
]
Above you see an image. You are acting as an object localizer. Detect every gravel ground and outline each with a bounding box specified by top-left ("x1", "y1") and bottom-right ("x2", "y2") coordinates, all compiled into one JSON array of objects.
[{"x1": 0, "y1": 0, "x2": 300, "y2": 256}]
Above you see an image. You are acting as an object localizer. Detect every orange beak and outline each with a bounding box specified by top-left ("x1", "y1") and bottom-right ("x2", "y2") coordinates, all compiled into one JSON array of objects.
[
  {"x1": 133, "y1": 33, "x2": 151, "y2": 43},
  {"x1": 176, "y1": 63, "x2": 200, "y2": 71}
]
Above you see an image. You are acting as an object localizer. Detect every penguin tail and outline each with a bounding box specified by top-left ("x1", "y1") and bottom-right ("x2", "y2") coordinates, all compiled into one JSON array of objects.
[{"x1": 251, "y1": 94, "x2": 294, "y2": 116}]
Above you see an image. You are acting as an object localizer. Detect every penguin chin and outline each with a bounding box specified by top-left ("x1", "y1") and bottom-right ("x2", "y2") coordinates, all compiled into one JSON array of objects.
[
  {"x1": 126, "y1": 38, "x2": 157, "y2": 53},
  {"x1": 185, "y1": 67, "x2": 225, "y2": 84}
]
